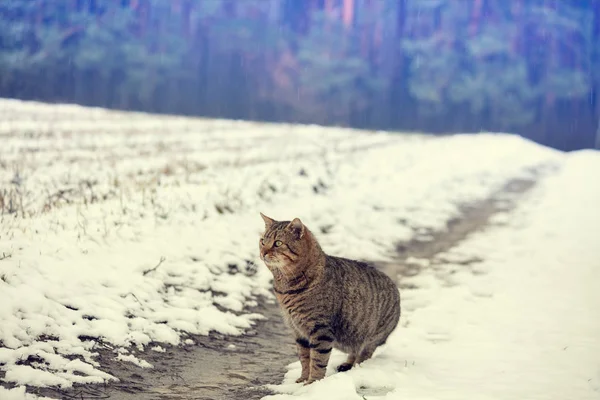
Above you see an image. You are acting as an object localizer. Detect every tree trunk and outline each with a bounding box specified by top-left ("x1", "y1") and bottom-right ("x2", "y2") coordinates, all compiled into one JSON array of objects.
[
  {"x1": 390, "y1": 0, "x2": 408, "y2": 128},
  {"x1": 593, "y1": 0, "x2": 600, "y2": 148},
  {"x1": 510, "y1": 0, "x2": 523, "y2": 56},
  {"x1": 469, "y1": 0, "x2": 483, "y2": 36},
  {"x1": 182, "y1": 0, "x2": 191, "y2": 39},
  {"x1": 325, "y1": 0, "x2": 335, "y2": 16},
  {"x1": 342, "y1": 0, "x2": 354, "y2": 28}
]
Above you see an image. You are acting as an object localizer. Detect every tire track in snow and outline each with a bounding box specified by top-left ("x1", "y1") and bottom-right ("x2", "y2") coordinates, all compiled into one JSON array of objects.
[{"x1": 377, "y1": 163, "x2": 558, "y2": 288}]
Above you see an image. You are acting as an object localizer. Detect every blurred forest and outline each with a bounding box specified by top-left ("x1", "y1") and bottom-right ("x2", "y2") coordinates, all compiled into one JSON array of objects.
[{"x1": 0, "y1": 0, "x2": 599, "y2": 151}]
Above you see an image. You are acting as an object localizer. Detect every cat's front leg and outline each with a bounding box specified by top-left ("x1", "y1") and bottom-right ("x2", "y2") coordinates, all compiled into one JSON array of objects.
[
  {"x1": 306, "y1": 324, "x2": 334, "y2": 384},
  {"x1": 295, "y1": 338, "x2": 311, "y2": 383}
]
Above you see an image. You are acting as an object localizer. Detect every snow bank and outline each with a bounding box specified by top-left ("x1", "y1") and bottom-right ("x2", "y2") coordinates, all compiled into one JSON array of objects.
[
  {"x1": 0, "y1": 386, "x2": 53, "y2": 400},
  {"x1": 266, "y1": 150, "x2": 600, "y2": 399},
  {"x1": 0, "y1": 99, "x2": 561, "y2": 395}
]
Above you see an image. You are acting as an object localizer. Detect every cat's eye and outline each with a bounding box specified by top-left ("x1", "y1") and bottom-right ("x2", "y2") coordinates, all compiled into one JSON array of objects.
[{"x1": 274, "y1": 240, "x2": 283, "y2": 247}]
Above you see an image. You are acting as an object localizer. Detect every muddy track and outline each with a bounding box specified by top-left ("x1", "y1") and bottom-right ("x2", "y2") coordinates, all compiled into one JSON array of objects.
[
  {"x1": 377, "y1": 177, "x2": 539, "y2": 281},
  {"x1": 23, "y1": 175, "x2": 543, "y2": 400}
]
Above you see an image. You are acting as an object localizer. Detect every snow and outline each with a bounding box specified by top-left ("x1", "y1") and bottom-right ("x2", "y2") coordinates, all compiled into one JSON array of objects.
[
  {"x1": 115, "y1": 354, "x2": 152, "y2": 369},
  {"x1": 0, "y1": 387, "x2": 53, "y2": 400},
  {"x1": 1, "y1": 98, "x2": 595, "y2": 399},
  {"x1": 265, "y1": 151, "x2": 600, "y2": 400}
]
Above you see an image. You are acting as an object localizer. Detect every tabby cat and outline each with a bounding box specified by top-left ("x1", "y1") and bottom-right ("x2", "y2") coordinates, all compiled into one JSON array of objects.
[{"x1": 259, "y1": 213, "x2": 401, "y2": 384}]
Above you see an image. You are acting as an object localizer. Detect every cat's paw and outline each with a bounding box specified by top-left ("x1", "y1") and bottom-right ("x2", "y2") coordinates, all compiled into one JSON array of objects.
[
  {"x1": 303, "y1": 378, "x2": 317, "y2": 385},
  {"x1": 296, "y1": 376, "x2": 308, "y2": 383},
  {"x1": 337, "y1": 363, "x2": 353, "y2": 372}
]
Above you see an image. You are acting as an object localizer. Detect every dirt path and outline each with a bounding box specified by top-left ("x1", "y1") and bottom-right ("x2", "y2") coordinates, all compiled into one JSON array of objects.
[
  {"x1": 377, "y1": 177, "x2": 538, "y2": 281},
  {"x1": 27, "y1": 175, "x2": 544, "y2": 400}
]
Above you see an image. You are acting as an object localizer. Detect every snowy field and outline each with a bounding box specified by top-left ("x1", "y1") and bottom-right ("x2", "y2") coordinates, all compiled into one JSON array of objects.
[{"x1": 0, "y1": 99, "x2": 598, "y2": 399}]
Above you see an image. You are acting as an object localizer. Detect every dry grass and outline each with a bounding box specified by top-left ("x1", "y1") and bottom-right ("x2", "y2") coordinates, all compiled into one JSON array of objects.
[{"x1": 0, "y1": 99, "x2": 397, "y2": 222}]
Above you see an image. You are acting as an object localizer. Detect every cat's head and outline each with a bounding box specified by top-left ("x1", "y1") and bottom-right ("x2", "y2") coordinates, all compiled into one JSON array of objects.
[{"x1": 258, "y1": 213, "x2": 314, "y2": 273}]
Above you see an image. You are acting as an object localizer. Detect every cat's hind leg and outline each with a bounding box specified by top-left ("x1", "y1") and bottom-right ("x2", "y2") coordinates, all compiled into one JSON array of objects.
[
  {"x1": 356, "y1": 344, "x2": 377, "y2": 364},
  {"x1": 338, "y1": 341, "x2": 377, "y2": 372},
  {"x1": 336, "y1": 353, "x2": 356, "y2": 372}
]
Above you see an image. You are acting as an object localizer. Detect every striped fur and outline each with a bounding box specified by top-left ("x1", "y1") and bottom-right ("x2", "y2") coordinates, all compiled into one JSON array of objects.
[{"x1": 259, "y1": 213, "x2": 401, "y2": 384}]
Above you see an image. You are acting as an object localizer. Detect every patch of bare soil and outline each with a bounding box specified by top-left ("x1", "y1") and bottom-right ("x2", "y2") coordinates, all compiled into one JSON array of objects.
[{"x1": 15, "y1": 174, "x2": 547, "y2": 400}]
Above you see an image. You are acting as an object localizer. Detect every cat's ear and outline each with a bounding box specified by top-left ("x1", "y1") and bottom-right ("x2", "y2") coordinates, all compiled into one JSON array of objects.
[
  {"x1": 287, "y1": 218, "x2": 305, "y2": 239},
  {"x1": 260, "y1": 212, "x2": 275, "y2": 229}
]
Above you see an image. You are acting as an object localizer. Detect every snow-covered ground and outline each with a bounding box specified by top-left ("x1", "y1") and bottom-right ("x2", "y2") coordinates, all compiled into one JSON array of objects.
[{"x1": 1, "y1": 99, "x2": 597, "y2": 399}]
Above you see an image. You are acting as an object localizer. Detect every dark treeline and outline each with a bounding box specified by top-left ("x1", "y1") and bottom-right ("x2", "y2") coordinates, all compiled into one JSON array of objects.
[{"x1": 1, "y1": 0, "x2": 599, "y2": 151}]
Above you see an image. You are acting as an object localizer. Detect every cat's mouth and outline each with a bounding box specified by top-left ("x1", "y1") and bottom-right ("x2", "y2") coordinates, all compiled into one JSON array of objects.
[
  {"x1": 263, "y1": 255, "x2": 285, "y2": 268},
  {"x1": 263, "y1": 255, "x2": 278, "y2": 264}
]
